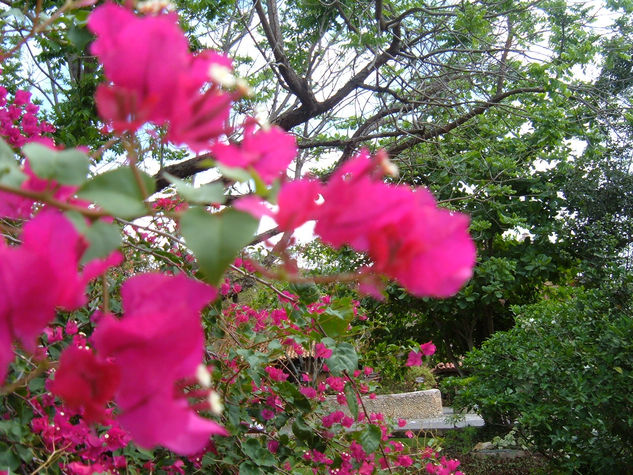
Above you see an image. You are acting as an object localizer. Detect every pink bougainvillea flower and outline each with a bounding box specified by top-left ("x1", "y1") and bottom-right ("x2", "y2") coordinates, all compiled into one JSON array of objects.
[
  {"x1": 19, "y1": 211, "x2": 122, "y2": 310},
  {"x1": 89, "y1": 4, "x2": 189, "y2": 128},
  {"x1": 398, "y1": 455, "x2": 414, "y2": 467},
  {"x1": 65, "y1": 320, "x2": 79, "y2": 336},
  {"x1": 0, "y1": 211, "x2": 121, "y2": 383},
  {"x1": 420, "y1": 341, "x2": 437, "y2": 356},
  {"x1": 405, "y1": 351, "x2": 423, "y2": 367},
  {"x1": 212, "y1": 123, "x2": 297, "y2": 184},
  {"x1": 358, "y1": 274, "x2": 385, "y2": 300},
  {"x1": 315, "y1": 150, "x2": 412, "y2": 248},
  {"x1": 0, "y1": 191, "x2": 33, "y2": 220},
  {"x1": 50, "y1": 345, "x2": 120, "y2": 423},
  {"x1": 165, "y1": 54, "x2": 233, "y2": 152},
  {"x1": 233, "y1": 195, "x2": 273, "y2": 219},
  {"x1": 92, "y1": 273, "x2": 226, "y2": 454},
  {"x1": 299, "y1": 386, "x2": 318, "y2": 399},
  {"x1": 117, "y1": 393, "x2": 226, "y2": 455},
  {"x1": 275, "y1": 178, "x2": 322, "y2": 231},
  {"x1": 88, "y1": 4, "x2": 233, "y2": 150},
  {"x1": 264, "y1": 366, "x2": 289, "y2": 382},
  {"x1": 426, "y1": 462, "x2": 439, "y2": 474},
  {"x1": 314, "y1": 342, "x2": 333, "y2": 359},
  {"x1": 315, "y1": 149, "x2": 476, "y2": 297}
]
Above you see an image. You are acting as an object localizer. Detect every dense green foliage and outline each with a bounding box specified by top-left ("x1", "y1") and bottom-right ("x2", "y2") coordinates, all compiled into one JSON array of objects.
[{"x1": 451, "y1": 285, "x2": 633, "y2": 473}]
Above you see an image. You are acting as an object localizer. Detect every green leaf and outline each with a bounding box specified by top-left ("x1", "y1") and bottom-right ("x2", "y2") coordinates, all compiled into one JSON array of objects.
[
  {"x1": 327, "y1": 342, "x2": 358, "y2": 376},
  {"x1": 0, "y1": 138, "x2": 14, "y2": 164},
  {"x1": 289, "y1": 282, "x2": 320, "y2": 304},
  {"x1": 292, "y1": 416, "x2": 315, "y2": 446},
  {"x1": 317, "y1": 297, "x2": 354, "y2": 337},
  {"x1": 181, "y1": 207, "x2": 258, "y2": 284},
  {"x1": 358, "y1": 424, "x2": 381, "y2": 454},
  {"x1": 163, "y1": 172, "x2": 226, "y2": 204},
  {"x1": 0, "y1": 444, "x2": 20, "y2": 471},
  {"x1": 22, "y1": 143, "x2": 90, "y2": 186},
  {"x1": 78, "y1": 167, "x2": 155, "y2": 219},
  {"x1": 242, "y1": 438, "x2": 261, "y2": 460},
  {"x1": 344, "y1": 383, "x2": 359, "y2": 420},
  {"x1": 80, "y1": 220, "x2": 122, "y2": 264},
  {"x1": 242, "y1": 439, "x2": 276, "y2": 467},
  {"x1": 238, "y1": 461, "x2": 260, "y2": 475},
  {"x1": 0, "y1": 163, "x2": 26, "y2": 187},
  {"x1": 276, "y1": 381, "x2": 311, "y2": 413},
  {"x1": 217, "y1": 164, "x2": 252, "y2": 182},
  {"x1": 67, "y1": 24, "x2": 93, "y2": 51}
]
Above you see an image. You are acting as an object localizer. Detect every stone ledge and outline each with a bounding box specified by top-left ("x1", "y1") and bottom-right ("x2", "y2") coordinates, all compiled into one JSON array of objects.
[{"x1": 361, "y1": 389, "x2": 443, "y2": 419}]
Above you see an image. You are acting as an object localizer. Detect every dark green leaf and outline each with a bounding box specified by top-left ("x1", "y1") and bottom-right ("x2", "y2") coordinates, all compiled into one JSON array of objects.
[
  {"x1": 317, "y1": 297, "x2": 354, "y2": 337},
  {"x1": 242, "y1": 438, "x2": 261, "y2": 460},
  {"x1": 163, "y1": 172, "x2": 226, "y2": 204},
  {"x1": 77, "y1": 167, "x2": 155, "y2": 219},
  {"x1": 344, "y1": 383, "x2": 359, "y2": 420},
  {"x1": 289, "y1": 282, "x2": 320, "y2": 304},
  {"x1": 22, "y1": 143, "x2": 90, "y2": 186},
  {"x1": 358, "y1": 424, "x2": 381, "y2": 454},
  {"x1": 67, "y1": 24, "x2": 93, "y2": 51},
  {"x1": 181, "y1": 207, "x2": 258, "y2": 284},
  {"x1": 327, "y1": 342, "x2": 358, "y2": 376},
  {"x1": 238, "y1": 461, "x2": 260, "y2": 475},
  {"x1": 80, "y1": 220, "x2": 121, "y2": 264},
  {"x1": 292, "y1": 416, "x2": 314, "y2": 446},
  {"x1": 242, "y1": 439, "x2": 276, "y2": 467},
  {"x1": 277, "y1": 381, "x2": 311, "y2": 413}
]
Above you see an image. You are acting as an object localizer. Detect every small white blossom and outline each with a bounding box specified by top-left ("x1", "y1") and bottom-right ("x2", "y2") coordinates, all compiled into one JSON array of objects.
[
  {"x1": 208, "y1": 391, "x2": 224, "y2": 416},
  {"x1": 196, "y1": 364, "x2": 211, "y2": 388}
]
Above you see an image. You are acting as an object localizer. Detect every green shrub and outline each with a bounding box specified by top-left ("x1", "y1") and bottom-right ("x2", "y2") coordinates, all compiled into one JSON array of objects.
[
  {"x1": 359, "y1": 341, "x2": 437, "y2": 394},
  {"x1": 451, "y1": 286, "x2": 633, "y2": 473}
]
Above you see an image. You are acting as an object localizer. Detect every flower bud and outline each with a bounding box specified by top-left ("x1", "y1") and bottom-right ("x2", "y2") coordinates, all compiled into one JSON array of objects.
[
  {"x1": 208, "y1": 391, "x2": 224, "y2": 416},
  {"x1": 195, "y1": 364, "x2": 211, "y2": 388}
]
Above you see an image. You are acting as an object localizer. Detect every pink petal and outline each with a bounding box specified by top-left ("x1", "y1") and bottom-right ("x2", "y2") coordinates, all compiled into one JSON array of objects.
[
  {"x1": 275, "y1": 179, "x2": 321, "y2": 231},
  {"x1": 118, "y1": 393, "x2": 227, "y2": 455},
  {"x1": 233, "y1": 196, "x2": 272, "y2": 219}
]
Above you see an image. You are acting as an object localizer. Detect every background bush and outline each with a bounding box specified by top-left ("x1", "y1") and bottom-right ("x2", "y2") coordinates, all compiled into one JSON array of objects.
[{"x1": 451, "y1": 284, "x2": 633, "y2": 473}]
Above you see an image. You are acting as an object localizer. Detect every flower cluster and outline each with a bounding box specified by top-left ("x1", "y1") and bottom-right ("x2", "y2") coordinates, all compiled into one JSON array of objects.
[
  {"x1": 0, "y1": 211, "x2": 120, "y2": 383},
  {"x1": 88, "y1": 3, "x2": 231, "y2": 150},
  {"x1": 406, "y1": 341, "x2": 437, "y2": 367},
  {"x1": 0, "y1": 84, "x2": 60, "y2": 219},
  {"x1": 0, "y1": 86, "x2": 55, "y2": 148},
  {"x1": 51, "y1": 273, "x2": 226, "y2": 455},
  {"x1": 29, "y1": 392, "x2": 131, "y2": 474},
  {"x1": 273, "y1": 150, "x2": 476, "y2": 297}
]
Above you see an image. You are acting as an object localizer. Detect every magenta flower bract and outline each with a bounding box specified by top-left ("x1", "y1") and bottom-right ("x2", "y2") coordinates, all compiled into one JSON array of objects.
[
  {"x1": 50, "y1": 345, "x2": 120, "y2": 423},
  {"x1": 420, "y1": 341, "x2": 437, "y2": 356},
  {"x1": 0, "y1": 211, "x2": 121, "y2": 383},
  {"x1": 405, "y1": 351, "x2": 423, "y2": 367},
  {"x1": 212, "y1": 123, "x2": 297, "y2": 184},
  {"x1": 315, "y1": 150, "x2": 476, "y2": 297},
  {"x1": 89, "y1": 4, "x2": 189, "y2": 128},
  {"x1": 92, "y1": 273, "x2": 226, "y2": 454},
  {"x1": 275, "y1": 178, "x2": 322, "y2": 231},
  {"x1": 88, "y1": 3, "x2": 233, "y2": 150}
]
